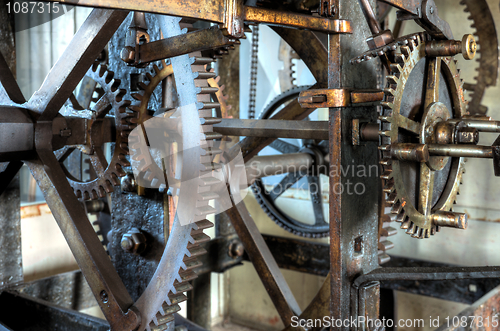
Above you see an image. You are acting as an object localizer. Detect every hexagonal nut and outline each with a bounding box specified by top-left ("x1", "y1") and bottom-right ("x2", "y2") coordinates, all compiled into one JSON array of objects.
[
  {"x1": 121, "y1": 228, "x2": 147, "y2": 255},
  {"x1": 120, "y1": 46, "x2": 136, "y2": 64},
  {"x1": 366, "y1": 30, "x2": 394, "y2": 50}
]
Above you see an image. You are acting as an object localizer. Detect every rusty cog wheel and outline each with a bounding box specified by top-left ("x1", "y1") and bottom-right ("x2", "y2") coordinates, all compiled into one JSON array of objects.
[
  {"x1": 460, "y1": 0, "x2": 499, "y2": 115},
  {"x1": 379, "y1": 35, "x2": 467, "y2": 241},
  {"x1": 126, "y1": 18, "x2": 232, "y2": 330},
  {"x1": 58, "y1": 62, "x2": 133, "y2": 201}
]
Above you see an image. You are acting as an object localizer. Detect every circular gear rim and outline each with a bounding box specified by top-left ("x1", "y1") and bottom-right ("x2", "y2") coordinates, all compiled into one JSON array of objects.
[
  {"x1": 62, "y1": 62, "x2": 133, "y2": 201},
  {"x1": 379, "y1": 36, "x2": 467, "y2": 239}
]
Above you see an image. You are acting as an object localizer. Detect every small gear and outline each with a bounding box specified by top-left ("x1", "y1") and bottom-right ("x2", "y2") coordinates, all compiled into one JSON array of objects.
[
  {"x1": 350, "y1": 33, "x2": 426, "y2": 65},
  {"x1": 60, "y1": 63, "x2": 133, "y2": 201},
  {"x1": 379, "y1": 35, "x2": 467, "y2": 240}
]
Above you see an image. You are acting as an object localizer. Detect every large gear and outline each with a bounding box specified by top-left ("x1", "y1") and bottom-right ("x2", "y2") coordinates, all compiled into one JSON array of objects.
[
  {"x1": 59, "y1": 63, "x2": 133, "y2": 201},
  {"x1": 126, "y1": 17, "x2": 229, "y2": 330},
  {"x1": 379, "y1": 35, "x2": 467, "y2": 239},
  {"x1": 460, "y1": 0, "x2": 499, "y2": 115}
]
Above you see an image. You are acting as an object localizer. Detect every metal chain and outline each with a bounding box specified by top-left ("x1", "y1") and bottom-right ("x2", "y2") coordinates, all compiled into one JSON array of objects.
[{"x1": 248, "y1": 24, "x2": 259, "y2": 119}]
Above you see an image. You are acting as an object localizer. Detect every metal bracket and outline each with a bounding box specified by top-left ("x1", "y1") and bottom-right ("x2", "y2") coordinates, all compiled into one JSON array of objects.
[
  {"x1": 298, "y1": 89, "x2": 384, "y2": 108},
  {"x1": 222, "y1": 0, "x2": 245, "y2": 38}
]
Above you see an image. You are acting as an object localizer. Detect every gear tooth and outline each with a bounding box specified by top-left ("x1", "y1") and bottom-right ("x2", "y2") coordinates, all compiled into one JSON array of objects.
[
  {"x1": 400, "y1": 46, "x2": 411, "y2": 58},
  {"x1": 411, "y1": 226, "x2": 421, "y2": 238},
  {"x1": 389, "y1": 63, "x2": 402, "y2": 74},
  {"x1": 401, "y1": 220, "x2": 411, "y2": 229},
  {"x1": 111, "y1": 173, "x2": 120, "y2": 186},
  {"x1": 424, "y1": 229, "x2": 430, "y2": 238},
  {"x1": 386, "y1": 192, "x2": 397, "y2": 205},
  {"x1": 381, "y1": 101, "x2": 394, "y2": 109},
  {"x1": 387, "y1": 75, "x2": 399, "y2": 85},
  {"x1": 105, "y1": 180, "x2": 114, "y2": 192},
  {"x1": 378, "y1": 115, "x2": 391, "y2": 122},
  {"x1": 138, "y1": 82, "x2": 148, "y2": 90},
  {"x1": 91, "y1": 189, "x2": 98, "y2": 200},
  {"x1": 391, "y1": 200, "x2": 403, "y2": 214},
  {"x1": 83, "y1": 190, "x2": 90, "y2": 201},
  {"x1": 132, "y1": 93, "x2": 143, "y2": 102},
  {"x1": 98, "y1": 186, "x2": 106, "y2": 198},
  {"x1": 98, "y1": 64, "x2": 107, "y2": 77},
  {"x1": 396, "y1": 210, "x2": 406, "y2": 223},
  {"x1": 378, "y1": 144, "x2": 390, "y2": 151},
  {"x1": 379, "y1": 130, "x2": 391, "y2": 137},
  {"x1": 405, "y1": 222, "x2": 415, "y2": 234},
  {"x1": 75, "y1": 190, "x2": 82, "y2": 199},
  {"x1": 381, "y1": 170, "x2": 393, "y2": 180}
]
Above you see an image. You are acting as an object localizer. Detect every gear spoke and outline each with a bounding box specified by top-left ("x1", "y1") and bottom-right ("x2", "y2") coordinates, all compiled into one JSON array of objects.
[
  {"x1": 93, "y1": 95, "x2": 112, "y2": 118},
  {"x1": 424, "y1": 57, "x2": 441, "y2": 106},
  {"x1": 89, "y1": 147, "x2": 109, "y2": 178},
  {"x1": 396, "y1": 114, "x2": 421, "y2": 134},
  {"x1": 268, "y1": 170, "x2": 307, "y2": 201},
  {"x1": 0, "y1": 51, "x2": 25, "y2": 104},
  {"x1": 27, "y1": 10, "x2": 128, "y2": 121},
  {"x1": 418, "y1": 163, "x2": 435, "y2": 216},
  {"x1": 307, "y1": 176, "x2": 326, "y2": 226},
  {"x1": 269, "y1": 139, "x2": 300, "y2": 154}
]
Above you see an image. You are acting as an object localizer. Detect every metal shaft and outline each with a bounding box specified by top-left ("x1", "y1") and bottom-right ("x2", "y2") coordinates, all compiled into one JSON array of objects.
[
  {"x1": 357, "y1": 0, "x2": 380, "y2": 35},
  {"x1": 245, "y1": 153, "x2": 313, "y2": 184},
  {"x1": 428, "y1": 144, "x2": 493, "y2": 158}
]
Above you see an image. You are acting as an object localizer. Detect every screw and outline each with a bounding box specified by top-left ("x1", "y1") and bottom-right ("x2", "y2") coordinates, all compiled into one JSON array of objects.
[
  {"x1": 120, "y1": 46, "x2": 136, "y2": 64},
  {"x1": 429, "y1": 6, "x2": 434, "y2": 14},
  {"x1": 100, "y1": 290, "x2": 108, "y2": 303},
  {"x1": 228, "y1": 240, "x2": 244, "y2": 259}
]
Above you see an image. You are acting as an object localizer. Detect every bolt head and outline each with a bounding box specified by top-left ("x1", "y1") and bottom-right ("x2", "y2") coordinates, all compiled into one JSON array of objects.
[
  {"x1": 120, "y1": 46, "x2": 136, "y2": 64},
  {"x1": 121, "y1": 228, "x2": 147, "y2": 255},
  {"x1": 120, "y1": 174, "x2": 136, "y2": 193},
  {"x1": 228, "y1": 240, "x2": 244, "y2": 259}
]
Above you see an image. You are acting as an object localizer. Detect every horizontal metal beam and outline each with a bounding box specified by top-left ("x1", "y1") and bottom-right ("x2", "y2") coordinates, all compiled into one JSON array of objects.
[
  {"x1": 39, "y1": 0, "x2": 351, "y2": 34},
  {"x1": 213, "y1": 119, "x2": 329, "y2": 140},
  {"x1": 354, "y1": 265, "x2": 500, "y2": 288},
  {"x1": 138, "y1": 26, "x2": 237, "y2": 64}
]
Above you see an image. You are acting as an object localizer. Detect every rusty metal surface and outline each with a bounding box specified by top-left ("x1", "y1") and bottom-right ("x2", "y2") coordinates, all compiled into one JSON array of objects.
[
  {"x1": 382, "y1": 257, "x2": 500, "y2": 305},
  {"x1": 138, "y1": 26, "x2": 237, "y2": 65},
  {"x1": 328, "y1": 0, "x2": 381, "y2": 328},
  {"x1": 41, "y1": 0, "x2": 351, "y2": 33},
  {"x1": 0, "y1": 291, "x2": 110, "y2": 331},
  {"x1": 14, "y1": 271, "x2": 97, "y2": 311},
  {"x1": 436, "y1": 285, "x2": 500, "y2": 331},
  {"x1": 110, "y1": 190, "x2": 166, "y2": 301},
  {"x1": 354, "y1": 265, "x2": 500, "y2": 288},
  {"x1": 0, "y1": 173, "x2": 22, "y2": 289}
]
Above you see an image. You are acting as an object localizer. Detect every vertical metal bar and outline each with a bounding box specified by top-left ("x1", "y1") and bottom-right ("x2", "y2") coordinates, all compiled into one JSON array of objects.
[
  {"x1": 329, "y1": 0, "x2": 343, "y2": 327},
  {"x1": 0, "y1": 1, "x2": 23, "y2": 289},
  {"x1": 330, "y1": 1, "x2": 381, "y2": 330}
]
